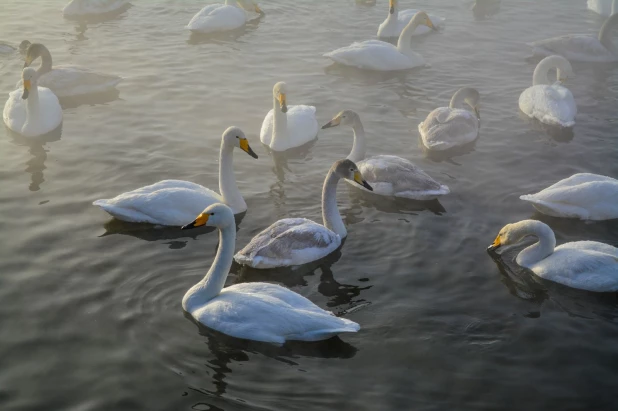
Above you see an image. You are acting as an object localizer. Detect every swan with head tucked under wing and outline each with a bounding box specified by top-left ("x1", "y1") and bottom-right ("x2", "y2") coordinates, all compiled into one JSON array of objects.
[
  {"x1": 378, "y1": 0, "x2": 445, "y2": 38},
  {"x1": 588, "y1": 0, "x2": 617, "y2": 17},
  {"x1": 180, "y1": 203, "x2": 360, "y2": 344},
  {"x1": 488, "y1": 220, "x2": 618, "y2": 292},
  {"x1": 418, "y1": 87, "x2": 481, "y2": 151},
  {"x1": 324, "y1": 11, "x2": 435, "y2": 71},
  {"x1": 235, "y1": 159, "x2": 373, "y2": 269},
  {"x1": 528, "y1": 13, "x2": 618, "y2": 62},
  {"x1": 321, "y1": 110, "x2": 449, "y2": 200},
  {"x1": 187, "y1": 0, "x2": 262, "y2": 34},
  {"x1": 62, "y1": 0, "x2": 130, "y2": 17},
  {"x1": 260, "y1": 82, "x2": 319, "y2": 152},
  {"x1": 93, "y1": 126, "x2": 258, "y2": 225},
  {"x1": 519, "y1": 55, "x2": 577, "y2": 128}
]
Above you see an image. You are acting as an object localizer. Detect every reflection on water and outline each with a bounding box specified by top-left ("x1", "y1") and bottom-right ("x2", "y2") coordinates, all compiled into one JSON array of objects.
[{"x1": 347, "y1": 186, "x2": 447, "y2": 216}]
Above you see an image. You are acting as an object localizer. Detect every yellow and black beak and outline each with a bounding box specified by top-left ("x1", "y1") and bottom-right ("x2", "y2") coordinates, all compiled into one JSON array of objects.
[
  {"x1": 389, "y1": 0, "x2": 395, "y2": 14},
  {"x1": 353, "y1": 171, "x2": 373, "y2": 191},
  {"x1": 239, "y1": 138, "x2": 258, "y2": 159},
  {"x1": 487, "y1": 235, "x2": 501, "y2": 251},
  {"x1": 426, "y1": 17, "x2": 436, "y2": 31},
  {"x1": 254, "y1": 3, "x2": 262, "y2": 13},
  {"x1": 321, "y1": 116, "x2": 341, "y2": 129},
  {"x1": 181, "y1": 212, "x2": 210, "y2": 230},
  {"x1": 474, "y1": 106, "x2": 481, "y2": 120},
  {"x1": 279, "y1": 93, "x2": 287, "y2": 113},
  {"x1": 22, "y1": 79, "x2": 31, "y2": 100}
]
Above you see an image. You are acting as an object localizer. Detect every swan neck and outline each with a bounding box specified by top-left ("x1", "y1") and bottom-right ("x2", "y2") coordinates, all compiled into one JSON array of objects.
[
  {"x1": 271, "y1": 95, "x2": 288, "y2": 148},
  {"x1": 515, "y1": 222, "x2": 556, "y2": 268},
  {"x1": 347, "y1": 119, "x2": 366, "y2": 163},
  {"x1": 397, "y1": 15, "x2": 420, "y2": 52},
  {"x1": 219, "y1": 140, "x2": 245, "y2": 211},
  {"x1": 322, "y1": 169, "x2": 346, "y2": 238},
  {"x1": 599, "y1": 13, "x2": 618, "y2": 53},
  {"x1": 37, "y1": 47, "x2": 53, "y2": 76}
]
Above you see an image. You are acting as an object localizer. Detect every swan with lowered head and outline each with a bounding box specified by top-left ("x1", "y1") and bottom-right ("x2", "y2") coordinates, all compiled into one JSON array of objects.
[
  {"x1": 488, "y1": 220, "x2": 618, "y2": 292},
  {"x1": 187, "y1": 0, "x2": 261, "y2": 34},
  {"x1": 324, "y1": 11, "x2": 435, "y2": 71},
  {"x1": 260, "y1": 82, "x2": 319, "y2": 152},
  {"x1": 528, "y1": 13, "x2": 618, "y2": 62},
  {"x1": 181, "y1": 203, "x2": 360, "y2": 344},
  {"x1": 3, "y1": 67, "x2": 62, "y2": 138},
  {"x1": 235, "y1": 159, "x2": 373, "y2": 269},
  {"x1": 520, "y1": 173, "x2": 618, "y2": 221},
  {"x1": 519, "y1": 55, "x2": 576, "y2": 127},
  {"x1": 19, "y1": 42, "x2": 122, "y2": 98},
  {"x1": 93, "y1": 126, "x2": 258, "y2": 225},
  {"x1": 321, "y1": 110, "x2": 449, "y2": 200},
  {"x1": 378, "y1": 0, "x2": 445, "y2": 38},
  {"x1": 588, "y1": 0, "x2": 617, "y2": 17},
  {"x1": 63, "y1": 0, "x2": 130, "y2": 17},
  {"x1": 418, "y1": 87, "x2": 481, "y2": 151}
]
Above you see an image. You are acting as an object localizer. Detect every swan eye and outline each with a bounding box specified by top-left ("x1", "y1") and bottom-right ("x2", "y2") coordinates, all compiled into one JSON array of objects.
[
  {"x1": 210, "y1": 213, "x2": 215, "y2": 216},
  {"x1": 236, "y1": 136, "x2": 239, "y2": 139}
]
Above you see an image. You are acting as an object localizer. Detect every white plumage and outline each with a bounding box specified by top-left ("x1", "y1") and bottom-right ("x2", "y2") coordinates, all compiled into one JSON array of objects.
[
  {"x1": 63, "y1": 0, "x2": 130, "y2": 17},
  {"x1": 378, "y1": 6, "x2": 445, "y2": 38},
  {"x1": 187, "y1": 0, "x2": 260, "y2": 33}
]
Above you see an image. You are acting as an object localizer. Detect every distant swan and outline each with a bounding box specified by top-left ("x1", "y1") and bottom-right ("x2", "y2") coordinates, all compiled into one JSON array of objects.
[
  {"x1": 235, "y1": 159, "x2": 372, "y2": 269},
  {"x1": 181, "y1": 203, "x2": 360, "y2": 344},
  {"x1": 519, "y1": 55, "x2": 576, "y2": 127},
  {"x1": 378, "y1": 0, "x2": 445, "y2": 38},
  {"x1": 488, "y1": 220, "x2": 618, "y2": 292},
  {"x1": 187, "y1": 0, "x2": 261, "y2": 34},
  {"x1": 63, "y1": 0, "x2": 130, "y2": 17},
  {"x1": 588, "y1": 0, "x2": 617, "y2": 16},
  {"x1": 322, "y1": 110, "x2": 449, "y2": 200},
  {"x1": 520, "y1": 173, "x2": 618, "y2": 221},
  {"x1": 93, "y1": 126, "x2": 258, "y2": 225},
  {"x1": 418, "y1": 87, "x2": 481, "y2": 151}
]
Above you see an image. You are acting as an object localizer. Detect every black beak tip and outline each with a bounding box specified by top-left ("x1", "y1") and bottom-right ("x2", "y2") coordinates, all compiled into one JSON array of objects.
[
  {"x1": 282, "y1": 107, "x2": 288, "y2": 114},
  {"x1": 248, "y1": 150, "x2": 258, "y2": 159},
  {"x1": 487, "y1": 245, "x2": 498, "y2": 252},
  {"x1": 181, "y1": 222, "x2": 196, "y2": 230},
  {"x1": 362, "y1": 181, "x2": 373, "y2": 191},
  {"x1": 22, "y1": 90, "x2": 29, "y2": 100},
  {"x1": 321, "y1": 124, "x2": 331, "y2": 130},
  {"x1": 390, "y1": 6, "x2": 394, "y2": 14}
]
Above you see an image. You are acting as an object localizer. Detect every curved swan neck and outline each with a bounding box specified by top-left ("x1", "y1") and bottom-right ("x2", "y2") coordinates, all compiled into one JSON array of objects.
[
  {"x1": 35, "y1": 46, "x2": 53, "y2": 76},
  {"x1": 397, "y1": 13, "x2": 423, "y2": 52},
  {"x1": 347, "y1": 118, "x2": 366, "y2": 163},
  {"x1": 219, "y1": 139, "x2": 246, "y2": 211},
  {"x1": 271, "y1": 95, "x2": 288, "y2": 148},
  {"x1": 532, "y1": 56, "x2": 571, "y2": 86},
  {"x1": 599, "y1": 13, "x2": 618, "y2": 54},
  {"x1": 514, "y1": 221, "x2": 556, "y2": 268},
  {"x1": 322, "y1": 169, "x2": 346, "y2": 238}
]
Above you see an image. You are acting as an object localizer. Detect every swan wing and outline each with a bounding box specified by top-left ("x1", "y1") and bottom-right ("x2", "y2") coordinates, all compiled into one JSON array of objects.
[
  {"x1": 419, "y1": 107, "x2": 479, "y2": 150},
  {"x1": 518, "y1": 84, "x2": 576, "y2": 127},
  {"x1": 324, "y1": 40, "x2": 421, "y2": 71},
  {"x1": 587, "y1": 0, "x2": 614, "y2": 16},
  {"x1": 3, "y1": 88, "x2": 28, "y2": 133},
  {"x1": 529, "y1": 35, "x2": 616, "y2": 62},
  {"x1": 260, "y1": 109, "x2": 274, "y2": 146},
  {"x1": 187, "y1": 4, "x2": 246, "y2": 33},
  {"x1": 63, "y1": 0, "x2": 129, "y2": 16},
  {"x1": 260, "y1": 106, "x2": 318, "y2": 150}
]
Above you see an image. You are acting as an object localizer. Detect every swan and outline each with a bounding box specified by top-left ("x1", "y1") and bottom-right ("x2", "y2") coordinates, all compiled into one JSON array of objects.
[
  {"x1": 588, "y1": 0, "x2": 617, "y2": 16},
  {"x1": 378, "y1": 0, "x2": 445, "y2": 38},
  {"x1": 418, "y1": 87, "x2": 481, "y2": 151},
  {"x1": 321, "y1": 110, "x2": 449, "y2": 200},
  {"x1": 324, "y1": 11, "x2": 435, "y2": 71},
  {"x1": 260, "y1": 82, "x2": 319, "y2": 152},
  {"x1": 488, "y1": 220, "x2": 618, "y2": 292},
  {"x1": 63, "y1": 0, "x2": 130, "y2": 17},
  {"x1": 528, "y1": 13, "x2": 618, "y2": 62},
  {"x1": 520, "y1": 173, "x2": 618, "y2": 221},
  {"x1": 18, "y1": 42, "x2": 122, "y2": 98},
  {"x1": 180, "y1": 203, "x2": 360, "y2": 344},
  {"x1": 519, "y1": 55, "x2": 577, "y2": 128},
  {"x1": 93, "y1": 126, "x2": 258, "y2": 225},
  {"x1": 187, "y1": 0, "x2": 261, "y2": 34},
  {"x1": 3, "y1": 67, "x2": 62, "y2": 138},
  {"x1": 235, "y1": 159, "x2": 373, "y2": 269}
]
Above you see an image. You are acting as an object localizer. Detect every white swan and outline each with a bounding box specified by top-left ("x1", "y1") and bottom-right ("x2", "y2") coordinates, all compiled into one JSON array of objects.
[
  {"x1": 520, "y1": 173, "x2": 618, "y2": 221},
  {"x1": 180, "y1": 203, "x2": 360, "y2": 344},
  {"x1": 528, "y1": 13, "x2": 618, "y2": 62},
  {"x1": 378, "y1": 0, "x2": 445, "y2": 38},
  {"x1": 93, "y1": 126, "x2": 258, "y2": 225},
  {"x1": 260, "y1": 82, "x2": 319, "y2": 152},
  {"x1": 588, "y1": 0, "x2": 617, "y2": 16},
  {"x1": 187, "y1": 0, "x2": 261, "y2": 34},
  {"x1": 488, "y1": 220, "x2": 618, "y2": 292},
  {"x1": 321, "y1": 110, "x2": 449, "y2": 200},
  {"x1": 3, "y1": 67, "x2": 62, "y2": 138},
  {"x1": 235, "y1": 159, "x2": 373, "y2": 269},
  {"x1": 63, "y1": 0, "x2": 130, "y2": 17},
  {"x1": 519, "y1": 55, "x2": 576, "y2": 128},
  {"x1": 418, "y1": 87, "x2": 481, "y2": 151},
  {"x1": 19, "y1": 42, "x2": 122, "y2": 98},
  {"x1": 324, "y1": 11, "x2": 435, "y2": 71}
]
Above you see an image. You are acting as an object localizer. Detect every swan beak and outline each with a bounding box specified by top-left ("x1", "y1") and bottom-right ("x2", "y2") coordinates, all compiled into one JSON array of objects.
[
  {"x1": 321, "y1": 117, "x2": 341, "y2": 129},
  {"x1": 279, "y1": 93, "x2": 287, "y2": 113},
  {"x1": 254, "y1": 3, "x2": 262, "y2": 13},
  {"x1": 22, "y1": 80, "x2": 31, "y2": 100},
  {"x1": 474, "y1": 106, "x2": 481, "y2": 120},
  {"x1": 487, "y1": 235, "x2": 501, "y2": 251},
  {"x1": 426, "y1": 17, "x2": 436, "y2": 30},
  {"x1": 239, "y1": 138, "x2": 258, "y2": 159},
  {"x1": 353, "y1": 171, "x2": 373, "y2": 191},
  {"x1": 181, "y1": 212, "x2": 209, "y2": 230},
  {"x1": 389, "y1": 0, "x2": 395, "y2": 14}
]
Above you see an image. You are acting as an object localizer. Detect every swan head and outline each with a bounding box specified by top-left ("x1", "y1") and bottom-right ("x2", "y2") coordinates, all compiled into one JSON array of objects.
[
  {"x1": 23, "y1": 43, "x2": 47, "y2": 68},
  {"x1": 237, "y1": 0, "x2": 262, "y2": 14},
  {"x1": 21, "y1": 67, "x2": 37, "y2": 100},
  {"x1": 412, "y1": 11, "x2": 436, "y2": 31},
  {"x1": 19, "y1": 40, "x2": 31, "y2": 54},
  {"x1": 487, "y1": 220, "x2": 547, "y2": 252},
  {"x1": 451, "y1": 87, "x2": 481, "y2": 120},
  {"x1": 321, "y1": 110, "x2": 360, "y2": 129},
  {"x1": 333, "y1": 159, "x2": 373, "y2": 191},
  {"x1": 223, "y1": 126, "x2": 258, "y2": 159},
  {"x1": 272, "y1": 82, "x2": 288, "y2": 114},
  {"x1": 181, "y1": 203, "x2": 235, "y2": 230}
]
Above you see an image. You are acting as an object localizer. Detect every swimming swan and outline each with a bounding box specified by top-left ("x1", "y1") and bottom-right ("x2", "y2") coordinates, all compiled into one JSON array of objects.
[
  {"x1": 235, "y1": 159, "x2": 373, "y2": 269},
  {"x1": 418, "y1": 87, "x2": 481, "y2": 151},
  {"x1": 528, "y1": 13, "x2": 618, "y2": 62},
  {"x1": 19, "y1": 42, "x2": 122, "y2": 98},
  {"x1": 3, "y1": 67, "x2": 62, "y2": 138},
  {"x1": 520, "y1": 173, "x2": 618, "y2": 221},
  {"x1": 63, "y1": 0, "x2": 130, "y2": 17},
  {"x1": 322, "y1": 110, "x2": 449, "y2": 200},
  {"x1": 324, "y1": 11, "x2": 435, "y2": 71},
  {"x1": 378, "y1": 0, "x2": 445, "y2": 38},
  {"x1": 260, "y1": 82, "x2": 319, "y2": 152},
  {"x1": 187, "y1": 0, "x2": 261, "y2": 34},
  {"x1": 93, "y1": 126, "x2": 258, "y2": 225},
  {"x1": 488, "y1": 220, "x2": 618, "y2": 292},
  {"x1": 519, "y1": 55, "x2": 576, "y2": 127},
  {"x1": 588, "y1": 0, "x2": 617, "y2": 17}
]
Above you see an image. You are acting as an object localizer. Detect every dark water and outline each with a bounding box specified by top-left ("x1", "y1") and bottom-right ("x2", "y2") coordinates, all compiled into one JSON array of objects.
[{"x1": 1, "y1": 0, "x2": 618, "y2": 410}]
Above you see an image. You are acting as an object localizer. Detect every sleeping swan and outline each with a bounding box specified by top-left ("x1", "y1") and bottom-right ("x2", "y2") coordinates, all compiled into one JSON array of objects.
[
  {"x1": 93, "y1": 126, "x2": 258, "y2": 225},
  {"x1": 180, "y1": 203, "x2": 360, "y2": 344},
  {"x1": 488, "y1": 220, "x2": 618, "y2": 292},
  {"x1": 322, "y1": 110, "x2": 449, "y2": 200},
  {"x1": 519, "y1": 55, "x2": 576, "y2": 127},
  {"x1": 63, "y1": 0, "x2": 130, "y2": 17},
  {"x1": 378, "y1": 0, "x2": 445, "y2": 38},
  {"x1": 235, "y1": 159, "x2": 373, "y2": 269},
  {"x1": 187, "y1": 0, "x2": 261, "y2": 34}
]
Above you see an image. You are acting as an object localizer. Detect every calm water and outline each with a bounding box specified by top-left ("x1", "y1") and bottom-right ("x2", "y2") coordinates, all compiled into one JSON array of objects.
[{"x1": 1, "y1": 0, "x2": 618, "y2": 410}]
